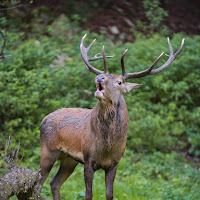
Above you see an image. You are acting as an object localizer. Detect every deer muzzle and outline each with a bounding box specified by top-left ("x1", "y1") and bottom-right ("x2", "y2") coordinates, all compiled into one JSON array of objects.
[{"x1": 95, "y1": 76, "x2": 105, "y2": 99}]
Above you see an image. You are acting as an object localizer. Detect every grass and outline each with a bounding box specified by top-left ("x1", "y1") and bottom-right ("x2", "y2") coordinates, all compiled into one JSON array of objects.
[{"x1": 28, "y1": 150, "x2": 200, "y2": 200}]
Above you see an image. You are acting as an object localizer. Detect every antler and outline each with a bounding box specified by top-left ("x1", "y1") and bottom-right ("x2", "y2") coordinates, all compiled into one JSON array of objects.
[
  {"x1": 121, "y1": 38, "x2": 185, "y2": 80},
  {"x1": 80, "y1": 34, "x2": 113, "y2": 75}
]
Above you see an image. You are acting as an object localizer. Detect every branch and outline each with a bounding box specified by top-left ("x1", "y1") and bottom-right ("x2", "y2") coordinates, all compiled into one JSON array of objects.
[
  {"x1": 0, "y1": 137, "x2": 48, "y2": 200},
  {"x1": 0, "y1": 31, "x2": 11, "y2": 59},
  {"x1": 0, "y1": 31, "x2": 6, "y2": 59},
  {"x1": 0, "y1": 4, "x2": 24, "y2": 11}
]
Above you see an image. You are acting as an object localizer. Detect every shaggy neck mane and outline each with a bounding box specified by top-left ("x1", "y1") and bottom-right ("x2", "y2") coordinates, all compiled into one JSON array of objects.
[
  {"x1": 96, "y1": 100, "x2": 116, "y2": 120},
  {"x1": 91, "y1": 97, "x2": 127, "y2": 150}
]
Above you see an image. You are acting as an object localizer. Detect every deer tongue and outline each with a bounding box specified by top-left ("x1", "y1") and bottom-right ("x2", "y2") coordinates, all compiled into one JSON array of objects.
[{"x1": 95, "y1": 83, "x2": 104, "y2": 99}]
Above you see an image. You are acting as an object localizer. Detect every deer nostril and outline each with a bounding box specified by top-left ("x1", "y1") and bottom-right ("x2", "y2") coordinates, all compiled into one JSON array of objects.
[{"x1": 96, "y1": 76, "x2": 105, "y2": 82}]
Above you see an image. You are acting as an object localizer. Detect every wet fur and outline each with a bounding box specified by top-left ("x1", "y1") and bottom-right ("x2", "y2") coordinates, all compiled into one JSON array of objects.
[{"x1": 36, "y1": 74, "x2": 130, "y2": 200}]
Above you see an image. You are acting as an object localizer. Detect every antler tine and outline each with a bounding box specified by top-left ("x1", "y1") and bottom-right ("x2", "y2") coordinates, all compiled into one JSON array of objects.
[
  {"x1": 89, "y1": 54, "x2": 113, "y2": 61},
  {"x1": 149, "y1": 38, "x2": 185, "y2": 75},
  {"x1": 80, "y1": 34, "x2": 113, "y2": 75},
  {"x1": 174, "y1": 38, "x2": 185, "y2": 57},
  {"x1": 87, "y1": 38, "x2": 96, "y2": 51},
  {"x1": 121, "y1": 49, "x2": 128, "y2": 78},
  {"x1": 167, "y1": 37, "x2": 173, "y2": 56},
  {"x1": 102, "y1": 46, "x2": 108, "y2": 74},
  {"x1": 123, "y1": 51, "x2": 164, "y2": 80},
  {"x1": 122, "y1": 38, "x2": 184, "y2": 80},
  {"x1": 80, "y1": 34, "x2": 103, "y2": 74}
]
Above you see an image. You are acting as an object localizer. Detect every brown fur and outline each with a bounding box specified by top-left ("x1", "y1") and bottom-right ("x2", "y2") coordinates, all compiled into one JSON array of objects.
[{"x1": 36, "y1": 74, "x2": 140, "y2": 200}]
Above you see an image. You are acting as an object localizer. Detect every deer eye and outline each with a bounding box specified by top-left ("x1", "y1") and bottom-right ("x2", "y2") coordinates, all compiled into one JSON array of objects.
[{"x1": 117, "y1": 81, "x2": 122, "y2": 85}]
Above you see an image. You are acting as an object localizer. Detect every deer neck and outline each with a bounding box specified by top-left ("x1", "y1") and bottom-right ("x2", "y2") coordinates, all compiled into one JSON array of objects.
[
  {"x1": 94, "y1": 95, "x2": 123, "y2": 117},
  {"x1": 90, "y1": 96, "x2": 128, "y2": 137},
  {"x1": 89, "y1": 96, "x2": 128, "y2": 151},
  {"x1": 96, "y1": 100, "x2": 116, "y2": 120}
]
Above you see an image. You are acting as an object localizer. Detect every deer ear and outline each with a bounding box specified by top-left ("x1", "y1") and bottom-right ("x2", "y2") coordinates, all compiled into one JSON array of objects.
[{"x1": 122, "y1": 82, "x2": 142, "y2": 93}]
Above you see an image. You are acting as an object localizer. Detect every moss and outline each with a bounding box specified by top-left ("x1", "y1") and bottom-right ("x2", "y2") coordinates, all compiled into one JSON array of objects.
[{"x1": 0, "y1": 167, "x2": 46, "y2": 200}]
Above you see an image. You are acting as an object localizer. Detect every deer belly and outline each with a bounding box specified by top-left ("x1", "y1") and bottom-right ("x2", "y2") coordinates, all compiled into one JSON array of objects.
[
  {"x1": 58, "y1": 129, "x2": 85, "y2": 163},
  {"x1": 61, "y1": 146, "x2": 84, "y2": 163}
]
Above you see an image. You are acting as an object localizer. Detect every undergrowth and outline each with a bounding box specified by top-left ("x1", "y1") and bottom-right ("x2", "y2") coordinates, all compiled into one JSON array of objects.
[{"x1": 1, "y1": 6, "x2": 200, "y2": 200}]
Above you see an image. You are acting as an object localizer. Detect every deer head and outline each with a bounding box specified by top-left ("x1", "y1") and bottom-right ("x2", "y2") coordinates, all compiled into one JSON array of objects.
[
  {"x1": 94, "y1": 73, "x2": 140, "y2": 105},
  {"x1": 80, "y1": 34, "x2": 184, "y2": 104}
]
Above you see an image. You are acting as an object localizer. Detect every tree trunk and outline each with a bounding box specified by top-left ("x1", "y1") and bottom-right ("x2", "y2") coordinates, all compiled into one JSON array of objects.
[{"x1": 0, "y1": 167, "x2": 48, "y2": 200}]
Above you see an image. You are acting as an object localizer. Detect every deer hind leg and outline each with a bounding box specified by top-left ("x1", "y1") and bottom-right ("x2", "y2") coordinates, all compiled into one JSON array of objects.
[
  {"x1": 36, "y1": 143, "x2": 59, "y2": 193},
  {"x1": 50, "y1": 156, "x2": 78, "y2": 200}
]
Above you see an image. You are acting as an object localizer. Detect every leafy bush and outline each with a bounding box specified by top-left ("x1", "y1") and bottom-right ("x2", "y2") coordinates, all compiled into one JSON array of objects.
[
  {"x1": 0, "y1": 10, "x2": 200, "y2": 200},
  {"x1": 1, "y1": 14, "x2": 200, "y2": 160},
  {"x1": 135, "y1": 0, "x2": 169, "y2": 36},
  {"x1": 143, "y1": 0, "x2": 168, "y2": 31},
  {"x1": 124, "y1": 34, "x2": 200, "y2": 156}
]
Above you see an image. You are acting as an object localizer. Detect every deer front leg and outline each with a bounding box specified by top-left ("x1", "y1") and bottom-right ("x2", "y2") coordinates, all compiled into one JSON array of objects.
[
  {"x1": 105, "y1": 165, "x2": 117, "y2": 200},
  {"x1": 84, "y1": 163, "x2": 94, "y2": 200}
]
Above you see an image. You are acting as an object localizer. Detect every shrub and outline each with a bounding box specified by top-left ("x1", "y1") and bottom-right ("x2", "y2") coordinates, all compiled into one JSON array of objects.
[{"x1": 0, "y1": 15, "x2": 199, "y2": 160}]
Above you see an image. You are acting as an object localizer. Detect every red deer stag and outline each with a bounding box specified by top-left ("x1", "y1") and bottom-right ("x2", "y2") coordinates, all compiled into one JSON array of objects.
[{"x1": 36, "y1": 34, "x2": 184, "y2": 200}]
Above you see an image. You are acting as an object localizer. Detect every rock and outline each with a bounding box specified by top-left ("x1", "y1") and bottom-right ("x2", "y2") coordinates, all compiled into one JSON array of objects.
[
  {"x1": 109, "y1": 26, "x2": 120, "y2": 35},
  {"x1": 113, "y1": 6, "x2": 124, "y2": 14},
  {"x1": 99, "y1": 26, "x2": 107, "y2": 31},
  {"x1": 124, "y1": 17, "x2": 135, "y2": 28},
  {"x1": 119, "y1": 33, "x2": 126, "y2": 40}
]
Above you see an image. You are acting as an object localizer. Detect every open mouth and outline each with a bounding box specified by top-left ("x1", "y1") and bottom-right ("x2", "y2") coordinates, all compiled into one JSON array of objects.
[
  {"x1": 96, "y1": 82, "x2": 104, "y2": 93},
  {"x1": 97, "y1": 83, "x2": 104, "y2": 92},
  {"x1": 95, "y1": 81, "x2": 105, "y2": 99}
]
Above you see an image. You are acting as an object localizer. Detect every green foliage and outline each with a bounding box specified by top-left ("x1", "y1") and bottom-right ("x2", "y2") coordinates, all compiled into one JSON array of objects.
[
  {"x1": 1, "y1": 14, "x2": 200, "y2": 158},
  {"x1": 117, "y1": 150, "x2": 200, "y2": 200},
  {"x1": 0, "y1": 11, "x2": 200, "y2": 200},
  {"x1": 124, "y1": 34, "x2": 200, "y2": 155},
  {"x1": 142, "y1": 0, "x2": 168, "y2": 34}
]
